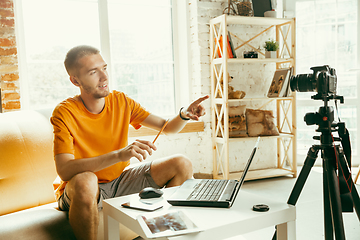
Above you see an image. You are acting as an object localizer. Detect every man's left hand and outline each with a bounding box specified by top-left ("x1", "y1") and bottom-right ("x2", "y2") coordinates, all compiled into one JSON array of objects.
[{"x1": 183, "y1": 95, "x2": 209, "y2": 121}]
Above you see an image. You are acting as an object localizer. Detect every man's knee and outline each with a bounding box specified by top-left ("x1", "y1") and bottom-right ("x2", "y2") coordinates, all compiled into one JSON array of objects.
[
  {"x1": 151, "y1": 154, "x2": 193, "y2": 187},
  {"x1": 165, "y1": 154, "x2": 193, "y2": 177},
  {"x1": 67, "y1": 172, "x2": 99, "y2": 204},
  {"x1": 173, "y1": 154, "x2": 192, "y2": 171}
]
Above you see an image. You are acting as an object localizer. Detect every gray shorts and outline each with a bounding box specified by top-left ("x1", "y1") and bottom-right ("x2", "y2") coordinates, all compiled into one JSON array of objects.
[{"x1": 58, "y1": 161, "x2": 160, "y2": 211}]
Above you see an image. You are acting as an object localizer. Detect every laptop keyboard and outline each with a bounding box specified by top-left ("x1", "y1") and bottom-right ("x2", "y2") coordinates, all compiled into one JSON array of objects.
[{"x1": 187, "y1": 179, "x2": 228, "y2": 201}]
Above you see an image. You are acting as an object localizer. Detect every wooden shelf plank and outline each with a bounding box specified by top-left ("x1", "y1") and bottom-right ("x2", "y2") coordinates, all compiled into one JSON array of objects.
[
  {"x1": 228, "y1": 58, "x2": 294, "y2": 64},
  {"x1": 213, "y1": 58, "x2": 294, "y2": 65},
  {"x1": 213, "y1": 96, "x2": 294, "y2": 104},
  {"x1": 226, "y1": 15, "x2": 294, "y2": 26},
  {"x1": 214, "y1": 133, "x2": 294, "y2": 144},
  {"x1": 214, "y1": 168, "x2": 295, "y2": 181},
  {"x1": 210, "y1": 15, "x2": 294, "y2": 26}
]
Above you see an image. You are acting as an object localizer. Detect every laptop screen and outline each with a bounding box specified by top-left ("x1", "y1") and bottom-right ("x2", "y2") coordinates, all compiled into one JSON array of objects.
[{"x1": 231, "y1": 137, "x2": 260, "y2": 201}]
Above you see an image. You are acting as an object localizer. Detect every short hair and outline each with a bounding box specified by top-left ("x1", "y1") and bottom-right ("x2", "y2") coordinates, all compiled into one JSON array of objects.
[{"x1": 64, "y1": 45, "x2": 100, "y2": 76}]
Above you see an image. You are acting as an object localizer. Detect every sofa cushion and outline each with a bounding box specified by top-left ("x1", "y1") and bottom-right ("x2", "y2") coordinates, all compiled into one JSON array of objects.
[
  {"x1": 0, "y1": 110, "x2": 57, "y2": 215},
  {"x1": 0, "y1": 203, "x2": 76, "y2": 240}
]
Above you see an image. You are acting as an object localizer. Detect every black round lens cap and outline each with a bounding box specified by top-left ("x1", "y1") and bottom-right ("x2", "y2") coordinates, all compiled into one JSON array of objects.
[{"x1": 252, "y1": 204, "x2": 269, "y2": 212}]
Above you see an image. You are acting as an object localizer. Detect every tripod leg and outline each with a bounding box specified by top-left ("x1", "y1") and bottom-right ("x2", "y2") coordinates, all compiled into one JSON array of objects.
[
  {"x1": 323, "y1": 163, "x2": 334, "y2": 239},
  {"x1": 323, "y1": 154, "x2": 346, "y2": 240},
  {"x1": 287, "y1": 146, "x2": 319, "y2": 205}
]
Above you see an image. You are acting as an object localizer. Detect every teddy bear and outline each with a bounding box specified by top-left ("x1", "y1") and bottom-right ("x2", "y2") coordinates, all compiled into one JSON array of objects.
[{"x1": 216, "y1": 74, "x2": 246, "y2": 99}]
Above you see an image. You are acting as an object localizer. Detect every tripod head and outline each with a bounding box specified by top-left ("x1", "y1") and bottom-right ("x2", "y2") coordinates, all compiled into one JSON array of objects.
[{"x1": 304, "y1": 98, "x2": 344, "y2": 146}]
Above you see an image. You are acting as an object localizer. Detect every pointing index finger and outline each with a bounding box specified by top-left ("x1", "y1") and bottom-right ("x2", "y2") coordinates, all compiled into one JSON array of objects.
[{"x1": 193, "y1": 95, "x2": 209, "y2": 105}]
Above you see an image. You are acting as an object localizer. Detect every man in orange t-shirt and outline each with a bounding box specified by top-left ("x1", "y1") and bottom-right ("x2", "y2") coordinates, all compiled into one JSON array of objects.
[{"x1": 51, "y1": 45, "x2": 208, "y2": 240}]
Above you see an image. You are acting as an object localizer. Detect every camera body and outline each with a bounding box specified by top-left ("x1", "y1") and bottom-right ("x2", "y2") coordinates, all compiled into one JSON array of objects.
[
  {"x1": 290, "y1": 65, "x2": 337, "y2": 98},
  {"x1": 243, "y1": 51, "x2": 258, "y2": 58}
]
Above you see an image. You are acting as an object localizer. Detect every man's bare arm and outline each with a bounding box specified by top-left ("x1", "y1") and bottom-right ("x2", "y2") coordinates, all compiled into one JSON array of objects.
[
  {"x1": 55, "y1": 139, "x2": 157, "y2": 181},
  {"x1": 142, "y1": 95, "x2": 209, "y2": 134}
]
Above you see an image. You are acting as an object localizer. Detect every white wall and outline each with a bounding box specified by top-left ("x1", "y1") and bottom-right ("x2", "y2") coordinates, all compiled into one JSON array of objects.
[{"x1": 129, "y1": 0, "x2": 288, "y2": 175}]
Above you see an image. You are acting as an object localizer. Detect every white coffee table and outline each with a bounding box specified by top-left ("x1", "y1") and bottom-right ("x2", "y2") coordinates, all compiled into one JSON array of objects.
[{"x1": 103, "y1": 187, "x2": 296, "y2": 240}]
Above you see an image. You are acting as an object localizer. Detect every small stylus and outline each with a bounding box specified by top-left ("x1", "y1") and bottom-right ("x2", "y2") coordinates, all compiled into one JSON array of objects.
[
  {"x1": 255, "y1": 136, "x2": 260, "y2": 148},
  {"x1": 153, "y1": 120, "x2": 169, "y2": 143}
]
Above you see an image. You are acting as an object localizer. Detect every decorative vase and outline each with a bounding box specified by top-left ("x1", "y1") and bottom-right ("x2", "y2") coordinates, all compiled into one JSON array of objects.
[{"x1": 265, "y1": 51, "x2": 277, "y2": 58}]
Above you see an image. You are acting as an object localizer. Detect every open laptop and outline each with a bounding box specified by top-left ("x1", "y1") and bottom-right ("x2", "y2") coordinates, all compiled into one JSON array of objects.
[{"x1": 167, "y1": 137, "x2": 260, "y2": 208}]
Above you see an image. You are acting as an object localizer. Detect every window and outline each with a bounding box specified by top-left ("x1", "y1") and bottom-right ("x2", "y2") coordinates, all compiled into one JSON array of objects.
[
  {"x1": 16, "y1": 0, "x2": 186, "y2": 116},
  {"x1": 106, "y1": 0, "x2": 175, "y2": 115},
  {"x1": 295, "y1": 0, "x2": 358, "y2": 163}
]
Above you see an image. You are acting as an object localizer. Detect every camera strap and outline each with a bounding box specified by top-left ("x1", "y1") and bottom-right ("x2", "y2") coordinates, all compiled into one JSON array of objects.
[
  {"x1": 337, "y1": 124, "x2": 353, "y2": 212},
  {"x1": 337, "y1": 123, "x2": 351, "y2": 167}
]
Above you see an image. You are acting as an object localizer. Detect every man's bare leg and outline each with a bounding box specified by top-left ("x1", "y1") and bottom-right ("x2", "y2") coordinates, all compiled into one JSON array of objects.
[
  {"x1": 65, "y1": 171, "x2": 100, "y2": 240},
  {"x1": 150, "y1": 154, "x2": 193, "y2": 187}
]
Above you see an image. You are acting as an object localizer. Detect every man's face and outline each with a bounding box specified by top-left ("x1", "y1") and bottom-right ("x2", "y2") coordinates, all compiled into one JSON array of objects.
[{"x1": 73, "y1": 53, "x2": 110, "y2": 99}]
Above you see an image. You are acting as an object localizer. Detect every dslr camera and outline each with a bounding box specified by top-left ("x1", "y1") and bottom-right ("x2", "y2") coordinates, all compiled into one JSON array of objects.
[{"x1": 290, "y1": 65, "x2": 337, "y2": 99}]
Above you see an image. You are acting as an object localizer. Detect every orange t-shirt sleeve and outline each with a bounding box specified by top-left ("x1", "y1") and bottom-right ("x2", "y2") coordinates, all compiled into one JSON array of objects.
[
  {"x1": 130, "y1": 101, "x2": 150, "y2": 129},
  {"x1": 51, "y1": 109, "x2": 75, "y2": 156},
  {"x1": 117, "y1": 92, "x2": 150, "y2": 130}
]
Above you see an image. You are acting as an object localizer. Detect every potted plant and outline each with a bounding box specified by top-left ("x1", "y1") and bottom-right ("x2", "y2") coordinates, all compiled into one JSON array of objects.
[{"x1": 264, "y1": 39, "x2": 279, "y2": 58}]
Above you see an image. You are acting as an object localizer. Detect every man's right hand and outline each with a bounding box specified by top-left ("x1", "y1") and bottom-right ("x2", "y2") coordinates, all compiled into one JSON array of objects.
[
  {"x1": 117, "y1": 139, "x2": 157, "y2": 162},
  {"x1": 55, "y1": 139, "x2": 157, "y2": 181}
]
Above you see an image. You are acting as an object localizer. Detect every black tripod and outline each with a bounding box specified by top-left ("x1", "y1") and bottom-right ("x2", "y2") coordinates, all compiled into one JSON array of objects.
[{"x1": 273, "y1": 97, "x2": 360, "y2": 240}]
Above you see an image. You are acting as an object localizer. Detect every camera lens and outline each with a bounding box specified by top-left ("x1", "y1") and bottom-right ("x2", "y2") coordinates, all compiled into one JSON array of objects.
[
  {"x1": 304, "y1": 112, "x2": 320, "y2": 125},
  {"x1": 290, "y1": 74, "x2": 316, "y2": 92}
]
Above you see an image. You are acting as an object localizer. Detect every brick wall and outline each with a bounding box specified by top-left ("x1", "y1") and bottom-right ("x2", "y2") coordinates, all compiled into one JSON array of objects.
[{"x1": 0, "y1": 0, "x2": 20, "y2": 112}]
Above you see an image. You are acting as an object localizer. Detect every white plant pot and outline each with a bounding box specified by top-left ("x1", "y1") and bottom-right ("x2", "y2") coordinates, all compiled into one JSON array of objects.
[{"x1": 265, "y1": 51, "x2": 277, "y2": 58}]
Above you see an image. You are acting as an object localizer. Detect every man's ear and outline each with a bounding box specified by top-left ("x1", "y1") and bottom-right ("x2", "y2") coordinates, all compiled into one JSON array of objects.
[{"x1": 70, "y1": 76, "x2": 80, "y2": 87}]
